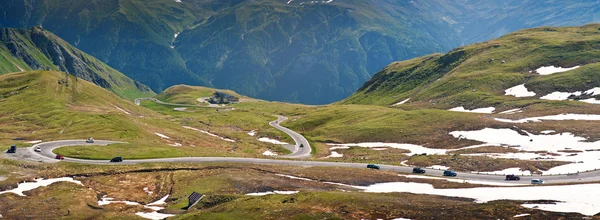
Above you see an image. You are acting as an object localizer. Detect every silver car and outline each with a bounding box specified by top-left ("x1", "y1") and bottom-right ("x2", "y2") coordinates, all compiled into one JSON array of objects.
[
  {"x1": 34, "y1": 146, "x2": 42, "y2": 152},
  {"x1": 531, "y1": 179, "x2": 545, "y2": 184}
]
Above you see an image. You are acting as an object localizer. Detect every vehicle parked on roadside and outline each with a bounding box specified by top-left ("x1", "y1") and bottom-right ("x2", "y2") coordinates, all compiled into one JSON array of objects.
[
  {"x1": 506, "y1": 174, "x2": 520, "y2": 181},
  {"x1": 86, "y1": 138, "x2": 94, "y2": 143},
  {"x1": 110, "y1": 156, "x2": 123, "y2": 162},
  {"x1": 55, "y1": 154, "x2": 65, "y2": 160},
  {"x1": 7, "y1": 145, "x2": 16, "y2": 153},
  {"x1": 412, "y1": 167, "x2": 426, "y2": 174},
  {"x1": 34, "y1": 146, "x2": 42, "y2": 152},
  {"x1": 443, "y1": 170, "x2": 457, "y2": 177},
  {"x1": 367, "y1": 164, "x2": 380, "y2": 170},
  {"x1": 531, "y1": 179, "x2": 544, "y2": 184}
]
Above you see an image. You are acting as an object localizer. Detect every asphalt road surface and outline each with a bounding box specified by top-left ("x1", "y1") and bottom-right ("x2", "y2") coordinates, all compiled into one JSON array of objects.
[
  {"x1": 269, "y1": 115, "x2": 312, "y2": 158},
  {"x1": 4, "y1": 139, "x2": 600, "y2": 185}
]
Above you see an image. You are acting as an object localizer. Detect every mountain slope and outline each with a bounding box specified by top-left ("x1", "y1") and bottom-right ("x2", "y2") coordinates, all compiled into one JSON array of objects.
[
  {"x1": 0, "y1": 27, "x2": 154, "y2": 99},
  {"x1": 1, "y1": 0, "x2": 598, "y2": 104},
  {"x1": 343, "y1": 24, "x2": 600, "y2": 109}
]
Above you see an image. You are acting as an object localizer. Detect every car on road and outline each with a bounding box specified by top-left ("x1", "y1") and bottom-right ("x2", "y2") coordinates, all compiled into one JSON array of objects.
[
  {"x1": 86, "y1": 138, "x2": 94, "y2": 143},
  {"x1": 55, "y1": 154, "x2": 65, "y2": 160},
  {"x1": 7, "y1": 145, "x2": 16, "y2": 153},
  {"x1": 505, "y1": 174, "x2": 520, "y2": 181},
  {"x1": 300, "y1": 144, "x2": 304, "y2": 148},
  {"x1": 367, "y1": 164, "x2": 380, "y2": 170},
  {"x1": 531, "y1": 179, "x2": 545, "y2": 184},
  {"x1": 110, "y1": 156, "x2": 123, "y2": 162},
  {"x1": 443, "y1": 170, "x2": 457, "y2": 177},
  {"x1": 34, "y1": 146, "x2": 42, "y2": 152},
  {"x1": 412, "y1": 167, "x2": 426, "y2": 174}
]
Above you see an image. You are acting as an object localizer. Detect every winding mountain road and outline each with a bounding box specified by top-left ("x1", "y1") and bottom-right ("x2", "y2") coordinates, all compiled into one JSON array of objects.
[
  {"x1": 270, "y1": 115, "x2": 312, "y2": 158},
  {"x1": 4, "y1": 139, "x2": 600, "y2": 185}
]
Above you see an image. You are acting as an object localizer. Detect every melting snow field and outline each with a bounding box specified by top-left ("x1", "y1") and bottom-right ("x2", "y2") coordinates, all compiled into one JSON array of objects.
[
  {"x1": 536, "y1": 65, "x2": 580, "y2": 75},
  {"x1": 0, "y1": 177, "x2": 83, "y2": 196},
  {"x1": 505, "y1": 84, "x2": 536, "y2": 97},
  {"x1": 258, "y1": 137, "x2": 289, "y2": 145},
  {"x1": 398, "y1": 175, "x2": 523, "y2": 186},
  {"x1": 448, "y1": 106, "x2": 495, "y2": 114},
  {"x1": 275, "y1": 173, "x2": 599, "y2": 215},
  {"x1": 363, "y1": 182, "x2": 600, "y2": 215},
  {"x1": 539, "y1": 87, "x2": 600, "y2": 104},
  {"x1": 248, "y1": 130, "x2": 256, "y2": 136},
  {"x1": 246, "y1": 191, "x2": 299, "y2": 196},
  {"x1": 183, "y1": 126, "x2": 236, "y2": 142},
  {"x1": 541, "y1": 91, "x2": 581, "y2": 100},
  {"x1": 98, "y1": 195, "x2": 175, "y2": 220},
  {"x1": 494, "y1": 113, "x2": 600, "y2": 123},
  {"x1": 450, "y1": 128, "x2": 600, "y2": 174},
  {"x1": 326, "y1": 143, "x2": 448, "y2": 155}
]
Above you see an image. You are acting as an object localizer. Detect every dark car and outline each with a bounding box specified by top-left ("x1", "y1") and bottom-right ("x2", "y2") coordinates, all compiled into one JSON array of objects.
[
  {"x1": 367, "y1": 164, "x2": 380, "y2": 170},
  {"x1": 300, "y1": 144, "x2": 304, "y2": 148},
  {"x1": 110, "y1": 156, "x2": 123, "y2": 162},
  {"x1": 7, "y1": 145, "x2": 16, "y2": 153},
  {"x1": 506, "y1": 174, "x2": 520, "y2": 181},
  {"x1": 412, "y1": 167, "x2": 426, "y2": 174},
  {"x1": 443, "y1": 170, "x2": 457, "y2": 177},
  {"x1": 55, "y1": 154, "x2": 65, "y2": 160}
]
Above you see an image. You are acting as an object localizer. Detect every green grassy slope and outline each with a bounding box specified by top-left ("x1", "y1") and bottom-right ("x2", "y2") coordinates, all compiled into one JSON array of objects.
[
  {"x1": 343, "y1": 24, "x2": 600, "y2": 109},
  {"x1": 0, "y1": 27, "x2": 155, "y2": 100}
]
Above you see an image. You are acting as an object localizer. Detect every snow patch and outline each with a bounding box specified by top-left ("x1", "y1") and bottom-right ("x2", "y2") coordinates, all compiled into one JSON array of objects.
[
  {"x1": 114, "y1": 106, "x2": 131, "y2": 115},
  {"x1": 514, "y1": 214, "x2": 531, "y2": 218},
  {"x1": 494, "y1": 113, "x2": 600, "y2": 123},
  {"x1": 143, "y1": 187, "x2": 153, "y2": 195},
  {"x1": 173, "y1": 107, "x2": 186, "y2": 111},
  {"x1": 246, "y1": 190, "x2": 299, "y2": 196},
  {"x1": 505, "y1": 84, "x2": 536, "y2": 97},
  {"x1": 326, "y1": 151, "x2": 343, "y2": 158},
  {"x1": 393, "y1": 98, "x2": 410, "y2": 106},
  {"x1": 326, "y1": 143, "x2": 447, "y2": 155},
  {"x1": 398, "y1": 175, "x2": 523, "y2": 186},
  {"x1": 154, "y1": 133, "x2": 170, "y2": 139},
  {"x1": 0, "y1": 177, "x2": 83, "y2": 196},
  {"x1": 98, "y1": 196, "x2": 141, "y2": 206},
  {"x1": 183, "y1": 126, "x2": 236, "y2": 142},
  {"x1": 258, "y1": 137, "x2": 288, "y2": 145},
  {"x1": 536, "y1": 65, "x2": 580, "y2": 75},
  {"x1": 476, "y1": 167, "x2": 531, "y2": 176},
  {"x1": 248, "y1": 130, "x2": 256, "y2": 136},
  {"x1": 426, "y1": 165, "x2": 449, "y2": 170},
  {"x1": 498, "y1": 108, "x2": 523, "y2": 114},
  {"x1": 263, "y1": 150, "x2": 278, "y2": 156},
  {"x1": 362, "y1": 182, "x2": 600, "y2": 215},
  {"x1": 540, "y1": 91, "x2": 582, "y2": 100},
  {"x1": 448, "y1": 106, "x2": 495, "y2": 114}
]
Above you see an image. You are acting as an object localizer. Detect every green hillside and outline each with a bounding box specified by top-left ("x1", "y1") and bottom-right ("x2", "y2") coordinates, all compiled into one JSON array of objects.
[
  {"x1": 0, "y1": 27, "x2": 154, "y2": 100},
  {"x1": 344, "y1": 24, "x2": 600, "y2": 110},
  {"x1": 0, "y1": 0, "x2": 597, "y2": 104}
]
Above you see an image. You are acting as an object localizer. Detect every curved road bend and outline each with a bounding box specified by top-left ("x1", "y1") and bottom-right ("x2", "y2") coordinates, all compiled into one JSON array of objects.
[
  {"x1": 3, "y1": 140, "x2": 599, "y2": 185},
  {"x1": 269, "y1": 116, "x2": 312, "y2": 158}
]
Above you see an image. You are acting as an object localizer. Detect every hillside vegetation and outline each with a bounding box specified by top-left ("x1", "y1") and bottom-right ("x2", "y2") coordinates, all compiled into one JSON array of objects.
[
  {"x1": 344, "y1": 24, "x2": 600, "y2": 110},
  {"x1": 0, "y1": 27, "x2": 154, "y2": 99},
  {"x1": 2, "y1": 0, "x2": 596, "y2": 104}
]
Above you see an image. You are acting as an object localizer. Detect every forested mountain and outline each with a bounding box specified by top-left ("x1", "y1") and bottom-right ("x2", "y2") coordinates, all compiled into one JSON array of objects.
[
  {"x1": 0, "y1": 27, "x2": 154, "y2": 99},
  {"x1": 0, "y1": 0, "x2": 598, "y2": 104}
]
